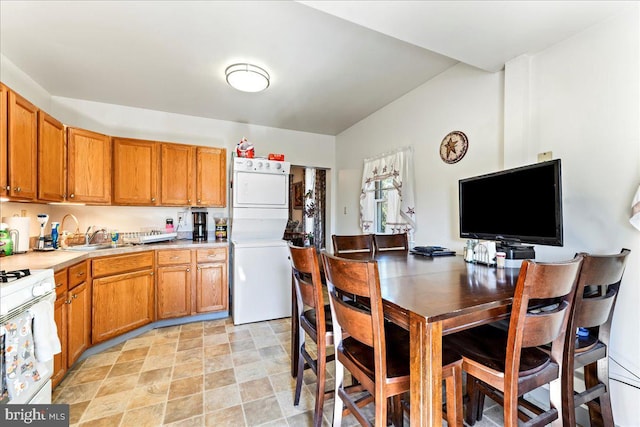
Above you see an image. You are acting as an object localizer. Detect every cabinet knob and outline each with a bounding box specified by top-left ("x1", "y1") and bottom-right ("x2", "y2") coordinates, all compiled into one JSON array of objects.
[
  {"x1": 65, "y1": 300, "x2": 72, "y2": 304},
  {"x1": 77, "y1": 271, "x2": 85, "y2": 277},
  {"x1": 151, "y1": 197, "x2": 156, "y2": 202},
  {"x1": 186, "y1": 268, "x2": 190, "y2": 272},
  {"x1": 14, "y1": 187, "x2": 21, "y2": 192},
  {"x1": 70, "y1": 193, "x2": 75, "y2": 198},
  {"x1": 187, "y1": 199, "x2": 191, "y2": 203},
  {"x1": 4, "y1": 185, "x2": 9, "y2": 191},
  {"x1": 150, "y1": 272, "x2": 154, "y2": 276},
  {"x1": 197, "y1": 199, "x2": 201, "y2": 204},
  {"x1": 56, "y1": 283, "x2": 63, "y2": 288},
  {"x1": 72, "y1": 294, "x2": 78, "y2": 299},
  {"x1": 63, "y1": 193, "x2": 67, "y2": 199}
]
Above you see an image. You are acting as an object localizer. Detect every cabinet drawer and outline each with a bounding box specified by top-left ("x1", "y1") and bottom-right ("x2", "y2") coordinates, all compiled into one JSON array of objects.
[
  {"x1": 92, "y1": 251, "x2": 154, "y2": 278},
  {"x1": 157, "y1": 249, "x2": 191, "y2": 266},
  {"x1": 68, "y1": 261, "x2": 88, "y2": 289},
  {"x1": 196, "y1": 247, "x2": 227, "y2": 263},
  {"x1": 54, "y1": 269, "x2": 68, "y2": 297}
]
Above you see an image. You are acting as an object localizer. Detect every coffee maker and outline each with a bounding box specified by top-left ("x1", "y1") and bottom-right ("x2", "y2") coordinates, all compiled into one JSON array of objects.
[{"x1": 192, "y1": 212, "x2": 208, "y2": 241}]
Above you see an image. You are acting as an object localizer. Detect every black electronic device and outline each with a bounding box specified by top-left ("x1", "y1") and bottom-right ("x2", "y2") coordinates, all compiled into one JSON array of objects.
[
  {"x1": 459, "y1": 159, "x2": 563, "y2": 249},
  {"x1": 411, "y1": 246, "x2": 456, "y2": 257}
]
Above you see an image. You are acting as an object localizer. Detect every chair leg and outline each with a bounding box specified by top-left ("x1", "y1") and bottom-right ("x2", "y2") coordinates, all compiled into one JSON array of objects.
[
  {"x1": 445, "y1": 363, "x2": 463, "y2": 427},
  {"x1": 294, "y1": 338, "x2": 306, "y2": 406},
  {"x1": 390, "y1": 394, "x2": 404, "y2": 427},
  {"x1": 585, "y1": 360, "x2": 614, "y2": 427},
  {"x1": 465, "y1": 375, "x2": 480, "y2": 426},
  {"x1": 314, "y1": 347, "x2": 327, "y2": 427},
  {"x1": 333, "y1": 358, "x2": 345, "y2": 427},
  {"x1": 561, "y1": 356, "x2": 577, "y2": 426}
]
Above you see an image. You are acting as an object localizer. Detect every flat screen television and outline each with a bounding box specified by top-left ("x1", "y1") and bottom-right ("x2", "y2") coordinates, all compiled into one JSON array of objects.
[{"x1": 459, "y1": 159, "x2": 563, "y2": 247}]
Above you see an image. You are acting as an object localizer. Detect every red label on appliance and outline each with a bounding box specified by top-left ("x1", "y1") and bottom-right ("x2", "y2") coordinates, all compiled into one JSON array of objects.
[{"x1": 268, "y1": 153, "x2": 284, "y2": 161}]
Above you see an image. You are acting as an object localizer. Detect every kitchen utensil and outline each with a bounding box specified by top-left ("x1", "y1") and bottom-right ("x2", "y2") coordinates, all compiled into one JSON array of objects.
[{"x1": 36, "y1": 214, "x2": 49, "y2": 250}]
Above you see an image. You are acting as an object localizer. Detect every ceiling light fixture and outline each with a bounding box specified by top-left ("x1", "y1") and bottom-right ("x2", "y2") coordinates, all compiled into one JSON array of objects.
[{"x1": 225, "y1": 63, "x2": 270, "y2": 93}]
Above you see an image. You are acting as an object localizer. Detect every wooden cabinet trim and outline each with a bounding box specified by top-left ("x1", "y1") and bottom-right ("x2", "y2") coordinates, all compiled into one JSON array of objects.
[
  {"x1": 92, "y1": 251, "x2": 154, "y2": 278},
  {"x1": 157, "y1": 249, "x2": 192, "y2": 265},
  {"x1": 68, "y1": 261, "x2": 88, "y2": 289},
  {"x1": 67, "y1": 127, "x2": 111, "y2": 204},
  {"x1": 38, "y1": 110, "x2": 66, "y2": 202},
  {"x1": 7, "y1": 89, "x2": 38, "y2": 200},
  {"x1": 196, "y1": 247, "x2": 227, "y2": 263}
]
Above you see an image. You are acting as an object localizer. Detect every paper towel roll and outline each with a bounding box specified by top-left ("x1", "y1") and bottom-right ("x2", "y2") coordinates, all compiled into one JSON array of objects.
[{"x1": 2, "y1": 216, "x2": 31, "y2": 253}]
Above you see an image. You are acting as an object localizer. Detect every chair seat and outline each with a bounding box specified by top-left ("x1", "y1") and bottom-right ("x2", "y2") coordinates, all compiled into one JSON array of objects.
[
  {"x1": 302, "y1": 304, "x2": 333, "y2": 333},
  {"x1": 446, "y1": 325, "x2": 552, "y2": 377},
  {"x1": 342, "y1": 322, "x2": 461, "y2": 380}
]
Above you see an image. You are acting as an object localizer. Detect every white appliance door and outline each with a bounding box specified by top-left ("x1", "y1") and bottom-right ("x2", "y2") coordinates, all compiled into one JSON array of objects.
[
  {"x1": 233, "y1": 171, "x2": 288, "y2": 209},
  {"x1": 232, "y1": 240, "x2": 291, "y2": 325},
  {"x1": 230, "y1": 208, "x2": 288, "y2": 241}
]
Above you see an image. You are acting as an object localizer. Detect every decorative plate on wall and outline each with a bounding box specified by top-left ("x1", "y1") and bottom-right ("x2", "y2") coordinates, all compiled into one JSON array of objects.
[{"x1": 439, "y1": 131, "x2": 468, "y2": 164}]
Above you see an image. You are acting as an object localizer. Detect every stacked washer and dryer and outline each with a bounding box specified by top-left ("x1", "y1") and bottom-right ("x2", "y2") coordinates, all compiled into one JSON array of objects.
[{"x1": 230, "y1": 157, "x2": 292, "y2": 325}]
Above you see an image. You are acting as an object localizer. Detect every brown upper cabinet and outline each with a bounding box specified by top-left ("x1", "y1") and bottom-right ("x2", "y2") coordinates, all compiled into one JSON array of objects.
[
  {"x1": 67, "y1": 127, "x2": 111, "y2": 204},
  {"x1": 38, "y1": 111, "x2": 66, "y2": 202},
  {"x1": 196, "y1": 146, "x2": 226, "y2": 207},
  {"x1": 161, "y1": 142, "x2": 194, "y2": 206},
  {"x1": 112, "y1": 137, "x2": 159, "y2": 205},
  {"x1": 0, "y1": 84, "x2": 8, "y2": 198},
  {"x1": 6, "y1": 89, "x2": 38, "y2": 200}
]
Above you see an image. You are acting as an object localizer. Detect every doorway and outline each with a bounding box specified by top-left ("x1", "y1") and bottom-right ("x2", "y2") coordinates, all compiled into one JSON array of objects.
[{"x1": 285, "y1": 166, "x2": 327, "y2": 250}]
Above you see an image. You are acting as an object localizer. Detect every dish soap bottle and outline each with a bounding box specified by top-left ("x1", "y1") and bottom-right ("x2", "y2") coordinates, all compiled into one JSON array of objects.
[
  {"x1": 0, "y1": 223, "x2": 13, "y2": 256},
  {"x1": 51, "y1": 222, "x2": 59, "y2": 249}
]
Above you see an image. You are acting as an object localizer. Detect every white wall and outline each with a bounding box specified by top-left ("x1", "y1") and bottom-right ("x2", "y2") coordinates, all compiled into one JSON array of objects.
[
  {"x1": 335, "y1": 62, "x2": 504, "y2": 251},
  {"x1": 519, "y1": 10, "x2": 640, "y2": 424},
  {"x1": 335, "y1": 7, "x2": 640, "y2": 425}
]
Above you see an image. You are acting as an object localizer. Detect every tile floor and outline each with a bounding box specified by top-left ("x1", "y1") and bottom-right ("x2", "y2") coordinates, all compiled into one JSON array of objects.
[{"x1": 52, "y1": 317, "x2": 507, "y2": 426}]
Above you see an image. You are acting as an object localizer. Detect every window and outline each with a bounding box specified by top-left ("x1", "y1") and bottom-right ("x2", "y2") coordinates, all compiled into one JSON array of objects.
[{"x1": 360, "y1": 147, "x2": 416, "y2": 236}]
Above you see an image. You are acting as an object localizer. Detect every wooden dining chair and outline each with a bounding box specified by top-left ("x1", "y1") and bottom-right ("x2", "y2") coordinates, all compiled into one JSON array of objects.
[
  {"x1": 445, "y1": 256, "x2": 583, "y2": 427},
  {"x1": 373, "y1": 233, "x2": 409, "y2": 253},
  {"x1": 331, "y1": 234, "x2": 374, "y2": 255},
  {"x1": 561, "y1": 248, "x2": 630, "y2": 427},
  {"x1": 289, "y1": 244, "x2": 334, "y2": 427},
  {"x1": 321, "y1": 251, "x2": 463, "y2": 427}
]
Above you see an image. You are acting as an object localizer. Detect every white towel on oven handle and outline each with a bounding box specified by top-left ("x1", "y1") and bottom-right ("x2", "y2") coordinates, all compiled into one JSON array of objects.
[
  {"x1": 28, "y1": 299, "x2": 61, "y2": 362},
  {"x1": 631, "y1": 184, "x2": 640, "y2": 231}
]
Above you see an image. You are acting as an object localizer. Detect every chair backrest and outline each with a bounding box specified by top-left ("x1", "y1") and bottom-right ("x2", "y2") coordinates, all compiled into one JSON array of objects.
[
  {"x1": 332, "y1": 234, "x2": 374, "y2": 255},
  {"x1": 289, "y1": 244, "x2": 327, "y2": 332},
  {"x1": 373, "y1": 233, "x2": 409, "y2": 252},
  {"x1": 321, "y1": 251, "x2": 387, "y2": 380},
  {"x1": 505, "y1": 256, "x2": 583, "y2": 376},
  {"x1": 570, "y1": 249, "x2": 630, "y2": 350}
]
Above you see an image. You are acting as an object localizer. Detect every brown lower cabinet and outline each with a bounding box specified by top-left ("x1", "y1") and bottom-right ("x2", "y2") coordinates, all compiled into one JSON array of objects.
[
  {"x1": 92, "y1": 251, "x2": 155, "y2": 344},
  {"x1": 52, "y1": 260, "x2": 91, "y2": 387},
  {"x1": 156, "y1": 247, "x2": 228, "y2": 319},
  {"x1": 51, "y1": 246, "x2": 228, "y2": 388}
]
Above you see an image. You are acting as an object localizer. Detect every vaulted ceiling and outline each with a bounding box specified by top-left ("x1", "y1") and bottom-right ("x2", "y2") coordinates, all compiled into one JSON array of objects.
[{"x1": 0, "y1": 1, "x2": 630, "y2": 135}]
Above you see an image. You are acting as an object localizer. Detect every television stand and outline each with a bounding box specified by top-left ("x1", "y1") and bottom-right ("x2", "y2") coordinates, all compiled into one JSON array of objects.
[{"x1": 497, "y1": 242, "x2": 535, "y2": 268}]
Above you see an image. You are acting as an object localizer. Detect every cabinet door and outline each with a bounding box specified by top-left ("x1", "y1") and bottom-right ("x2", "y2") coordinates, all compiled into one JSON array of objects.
[
  {"x1": 196, "y1": 147, "x2": 226, "y2": 207},
  {"x1": 67, "y1": 281, "x2": 90, "y2": 368},
  {"x1": 196, "y1": 262, "x2": 228, "y2": 313},
  {"x1": 157, "y1": 265, "x2": 191, "y2": 319},
  {"x1": 0, "y1": 84, "x2": 8, "y2": 197},
  {"x1": 67, "y1": 127, "x2": 111, "y2": 204},
  {"x1": 113, "y1": 137, "x2": 159, "y2": 205},
  {"x1": 160, "y1": 143, "x2": 194, "y2": 206},
  {"x1": 52, "y1": 294, "x2": 68, "y2": 388},
  {"x1": 92, "y1": 269, "x2": 154, "y2": 343},
  {"x1": 7, "y1": 90, "x2": 38, "y2": 200},
  {"x1": 38, "y1": 111, "x2": 66, "y2": 202}
]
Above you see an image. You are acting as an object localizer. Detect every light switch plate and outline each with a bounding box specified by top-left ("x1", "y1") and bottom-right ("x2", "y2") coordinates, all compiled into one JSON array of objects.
[{"x1": 538, "y1": 151, "x2": 553, "y2": 162}]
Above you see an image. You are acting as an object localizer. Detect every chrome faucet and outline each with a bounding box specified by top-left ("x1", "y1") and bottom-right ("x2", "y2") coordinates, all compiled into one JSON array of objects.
[{"x1": 85, "y1": 226, "x2": 106, "y2": 244}]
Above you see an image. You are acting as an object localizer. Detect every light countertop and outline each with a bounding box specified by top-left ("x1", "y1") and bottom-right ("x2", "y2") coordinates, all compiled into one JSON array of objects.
[{"x1": 0, "y1": 239, "x2": 229, "y2": 272}]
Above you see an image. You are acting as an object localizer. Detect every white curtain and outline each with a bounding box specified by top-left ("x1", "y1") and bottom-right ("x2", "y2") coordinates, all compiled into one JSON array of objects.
[{"x1": 360, "y1": 146, "x2": 416, "y2": 234}]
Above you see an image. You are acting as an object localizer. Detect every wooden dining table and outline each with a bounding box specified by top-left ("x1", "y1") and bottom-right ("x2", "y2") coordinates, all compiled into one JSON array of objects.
[{"x1": 290, "y1": 251, "x2": 520, "y2": 426}]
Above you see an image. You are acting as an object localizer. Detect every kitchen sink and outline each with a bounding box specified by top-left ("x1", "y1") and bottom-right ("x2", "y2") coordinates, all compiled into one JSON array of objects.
[{"x1": 64, "y1": 243, "x2": 113, "y2": 251}]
